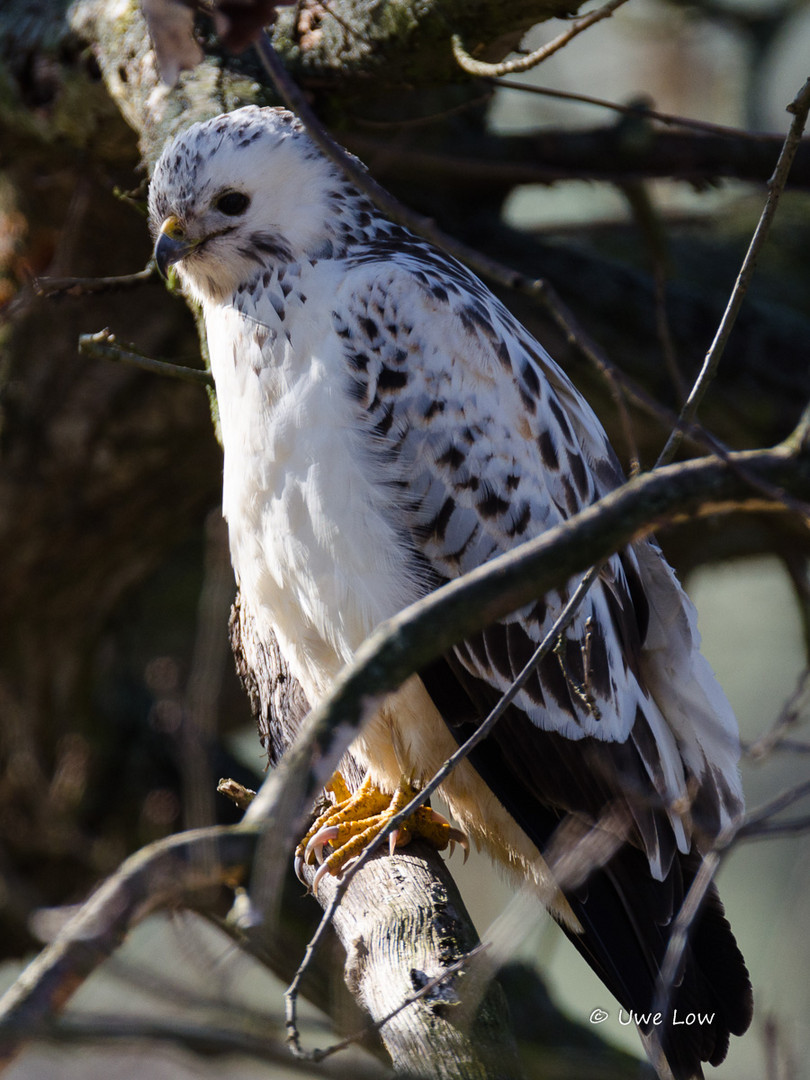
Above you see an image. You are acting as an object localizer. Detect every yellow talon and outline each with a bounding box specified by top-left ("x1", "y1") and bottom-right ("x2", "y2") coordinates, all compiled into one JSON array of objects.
[{"x1": 294, "y1": 772, "x2": 468, "y2": 890}]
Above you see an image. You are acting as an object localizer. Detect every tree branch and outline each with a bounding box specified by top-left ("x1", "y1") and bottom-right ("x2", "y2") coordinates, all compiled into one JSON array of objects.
[
  {"x1": 288, "y1": 850, "x2": 521, "y2": 1078},
  {"x1": 656, "y1": 77, "x2": 810, "y2": 466},
  {"x1": 0, "y1": 827, "x2": 256, "y2": 1069},
  {"x1": 451, "y1": 0, "x2": 631, "y2": 77},
  {"x1": 343, "y1": 114, "x2": 810, "y2": 193},
  {"x1": 78, "y1": 328, "x2": 213, "y2": 386}
]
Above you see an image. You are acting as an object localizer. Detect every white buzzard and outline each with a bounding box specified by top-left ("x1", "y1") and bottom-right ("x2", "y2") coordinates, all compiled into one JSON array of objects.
[{"x1": 149, "y1": 105, "x2": 752, "y2": 1079}]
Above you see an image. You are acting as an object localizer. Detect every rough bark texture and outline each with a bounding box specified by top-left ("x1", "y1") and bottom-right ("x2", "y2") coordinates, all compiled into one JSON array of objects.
[
  {"x1": 271, "y1": 0, "x2": 580, "y2": 82},
  {"x1": 298, "y1": 847, "x2": 523, "y2": 1080}
]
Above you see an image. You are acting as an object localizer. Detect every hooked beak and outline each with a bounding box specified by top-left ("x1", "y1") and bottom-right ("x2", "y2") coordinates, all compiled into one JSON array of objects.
[{"x1": 155, "y1": 215, "x2": 197, "y2": 278}]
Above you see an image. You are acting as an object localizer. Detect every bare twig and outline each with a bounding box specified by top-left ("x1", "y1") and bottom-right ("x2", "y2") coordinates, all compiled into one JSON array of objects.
[
  {"x1": 737, "y1": 815, "x2": 810, "y2": 839},
  {"x1": 736, "y1": 779, "x2": 810, "y2": 840},
  {"x1": 78, "y1": 329, "x2": 213, "y2": 386},
  {"x1": 5, "y1": 1014, "x2": 317, "y2": 1071},
  {"x1": 218, "y1": 778, "x2": 257, "y2": 811},
  {"x1": 746, "y1": 669, "x2": 810, "y2": 761},
  {"x1": 0, "y1": 826, "x2": 258, "y2": 1069},
  {"x1": 317, "y1": 0, "x2": 362, "y2": 43},
  {"x1": 491, "y1": 78, "x2": 787, "y2": 141},
  {"x1": 762, "y1": 1014, "x2": 796, "y2": 1080},
  {"x1": 34, "y1": 266, "x2": 156, "y2": 297},
  {"x1": 620, "y1": 181, "x2": 686, "y2": 404},
  {"x1": 763, "y1": 1015, "x2": 779, "y2": 1080},
  {"x1": 656, "y1": 77, "x2": 810, "y2": 467},
  {"x1": 350, "y1": 89, "x2": 494, "y2": 130},
  {"x1": 450, "y1": 0, "x2": 631, "y2": 78},
  {"x1": 765, "y1": 739, "x2": 810, "y2": 754}
]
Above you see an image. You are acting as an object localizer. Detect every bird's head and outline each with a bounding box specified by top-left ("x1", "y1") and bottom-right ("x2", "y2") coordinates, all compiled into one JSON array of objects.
[{"x1": 149, "y1": 106, "x2": 357, "y2": 303}]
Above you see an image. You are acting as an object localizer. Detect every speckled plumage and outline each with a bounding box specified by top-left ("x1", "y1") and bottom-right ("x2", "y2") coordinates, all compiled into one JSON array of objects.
[{"x1": 150, "y1": 106, "x2": 751, "y2": 1079}]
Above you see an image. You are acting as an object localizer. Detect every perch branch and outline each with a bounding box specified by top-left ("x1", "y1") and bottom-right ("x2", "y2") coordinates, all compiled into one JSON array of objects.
[
  {"x1": 292, "y1": 942, "x2": 489, "y2": 1065},
  {"x1": 279, "y1": 843, "x2": 519, "y2": 1078}
]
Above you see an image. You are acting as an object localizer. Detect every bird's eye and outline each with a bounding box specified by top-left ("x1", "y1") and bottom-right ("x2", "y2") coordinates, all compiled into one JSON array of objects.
[{"x1": 215, "y1": 191, "x2": 250, "y2": 216}]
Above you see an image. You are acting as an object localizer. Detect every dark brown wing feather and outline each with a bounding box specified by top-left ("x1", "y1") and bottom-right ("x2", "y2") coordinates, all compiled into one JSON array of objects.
[{"x1": 421, "y1": 654, "x2": 753, "y2": 1080}]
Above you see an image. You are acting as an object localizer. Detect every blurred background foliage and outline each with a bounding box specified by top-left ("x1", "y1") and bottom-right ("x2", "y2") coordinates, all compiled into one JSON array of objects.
[{"x1": 0, "y1": 0, "x2": 809, "y2": 1076}]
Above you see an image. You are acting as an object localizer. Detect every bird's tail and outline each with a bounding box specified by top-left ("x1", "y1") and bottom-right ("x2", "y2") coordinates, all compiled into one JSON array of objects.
[{"x1": 557, "y1": 843, "x2": 753, "y2": 1080}]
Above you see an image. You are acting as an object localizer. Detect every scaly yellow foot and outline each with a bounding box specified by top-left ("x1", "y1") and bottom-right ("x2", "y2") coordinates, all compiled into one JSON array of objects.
[{"x1": 295, "y1": 773, "x2": 467, "y2": 890}]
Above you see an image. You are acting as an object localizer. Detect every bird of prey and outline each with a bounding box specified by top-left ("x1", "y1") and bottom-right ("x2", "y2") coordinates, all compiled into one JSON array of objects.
[{"x1": 150, "y1": 105, "x2": 752, "y2": 1079}]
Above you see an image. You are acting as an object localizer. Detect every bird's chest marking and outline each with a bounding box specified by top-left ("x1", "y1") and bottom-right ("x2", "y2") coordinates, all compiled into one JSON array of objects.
[
  {"x1": 212, "y1": 287, "x2": 421, "y2": 690},
  {"x1": 232, "y1": 270, "x2": 310, "y2": 370}
]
